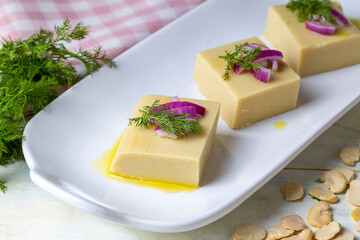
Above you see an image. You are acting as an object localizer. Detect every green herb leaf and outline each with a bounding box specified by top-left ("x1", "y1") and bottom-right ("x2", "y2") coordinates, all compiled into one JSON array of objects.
[
  {"x1": 0, "y1": 19, "x2": 116, "y2": 193},
  {"x1": 315, "y1": 178, "x2": 324, "y2": 183},
  {"x1": 286, "y1": 0, "x2": 336, "y2": 24},
  {"x1": 307, "y1": 193, "x2": 321, "y2": 201},
  {"x1": 128, "y1": 99, "x2": 202, "y2": 136},
  {"x1": 0, "y1": 180, "x2": 7, "y2": 194},
  {"x1": 218, "y1": 43, "x2": 262, "y2": 80}
]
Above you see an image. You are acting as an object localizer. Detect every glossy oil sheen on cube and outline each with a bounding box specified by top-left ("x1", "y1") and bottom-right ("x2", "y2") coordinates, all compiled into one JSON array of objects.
[{"x1": 193, "y1": 36, "x2": 300, "y2": 129}]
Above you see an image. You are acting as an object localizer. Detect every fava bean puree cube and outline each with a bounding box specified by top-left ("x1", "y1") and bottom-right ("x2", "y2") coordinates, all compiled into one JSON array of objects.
[
  {"x1": 193, "y1": 36, "x2": 300, "y2": 129},
  {"x1": 110, "y1": 95, "x2": 220, "y2": 186},
  {"x1": 263, "y1": 4, "x2": 360, "y2": 77}
]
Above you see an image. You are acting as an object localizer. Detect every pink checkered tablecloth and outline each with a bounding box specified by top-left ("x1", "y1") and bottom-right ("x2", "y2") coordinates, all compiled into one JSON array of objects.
[{"x1": 0, "y1": 0, "x2": 205, "y2": 60}]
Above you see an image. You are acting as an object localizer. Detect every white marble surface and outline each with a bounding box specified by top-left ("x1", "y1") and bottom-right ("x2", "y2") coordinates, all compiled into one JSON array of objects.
[{"x1": 0, "y1": 102, "x2": 359, "y2": 239}]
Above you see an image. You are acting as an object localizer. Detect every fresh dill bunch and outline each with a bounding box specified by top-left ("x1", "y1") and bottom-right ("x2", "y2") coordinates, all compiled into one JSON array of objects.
[
  {"x1": 128, "y1": 99, "x2": 202, "y2": 136},
  {"x1": 0, "y1": 19, "x2": 116, "y2": 193},
  {"x1": 0, "y1": 119, "x2": 24, "y2": 165},
  {"x1": 218, "y1": 43, "x2": 262, "y2": 80},
  {"x1": 286, "y1": 0, "x2": 336, "y2": 24},
  {"x1": 0, "y1": 119, "x2": 23, "y2": 193}
]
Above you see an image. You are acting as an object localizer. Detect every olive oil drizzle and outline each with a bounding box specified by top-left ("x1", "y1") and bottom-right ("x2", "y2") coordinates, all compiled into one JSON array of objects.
[{"x1": 93, "y1": 133, "x2": 198, "y2": 193}]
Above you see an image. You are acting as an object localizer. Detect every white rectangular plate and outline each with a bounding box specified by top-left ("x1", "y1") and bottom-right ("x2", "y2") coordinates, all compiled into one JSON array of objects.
[{"x1": 23, "y1": 0, "x2": 360, "y2": 233}]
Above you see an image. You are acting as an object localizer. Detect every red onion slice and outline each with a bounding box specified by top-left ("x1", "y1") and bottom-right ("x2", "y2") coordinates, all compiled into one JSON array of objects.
[
  {"x1": 251, "y1": 67, "x2": 271, "y2": 83},
  {"x1": 154, "y1": 126, "x2": 178, "y2": 139},
  {"x1": 312, "y1": 14, "x2": 320, "y2": 21},
  {"x1": 233, "y1": 64, "x2": 244, "y2": 74},
  {"x1": 151, "y1": 98, "x2": 206, "y2": 138},
  {"x1": 228, "y1": 43, "x2": 284, "y2": 83},
  {"x1": 249, "y1": 43, "x2": 269, "y2": 50},
  {"x1": 243, "y1": 43, "x2": 269, "y2": 50},
  {"x1": 159, "y1": 101, "x2": 206, "y2": 117},
  {"x1": 168, "y1": 106, "x2": 197, "y2": 118},
  {"x1": 254, "y1": 50, "x2": 283, "y2": 62},
  {"x1": 272, "y1": 60, "x2": 278, "y2": 72},
  {"x1": 331, "y1": 8, "x2": 349, "y2": 27},
  {"x1": 255, "y1": 60, "x2": 268, "y2": 68},
  {"x1": 170, "y1": 96, "x2": 180, "y2": 102},
  {"x1": 305, "y1": 21, "x2": 336, "y2": 35}
]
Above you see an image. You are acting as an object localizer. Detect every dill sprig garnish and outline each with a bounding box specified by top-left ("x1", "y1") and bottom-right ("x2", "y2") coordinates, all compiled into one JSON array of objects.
[
  {"x1": 0, "y1": 19, "x2": 116, "y2": 193},
  {"x1": 128, "y1": 99, "x2": 202, "y2": 136},
  {"x1": 286, "y1": 0, "x2": 336, "y2": 24},
  {"x1": 0, "y1": 180, "x2": 7, "y2": 193},
  {"x1": 218, "y1": 43, "x2": 262, "y2": 80}
]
